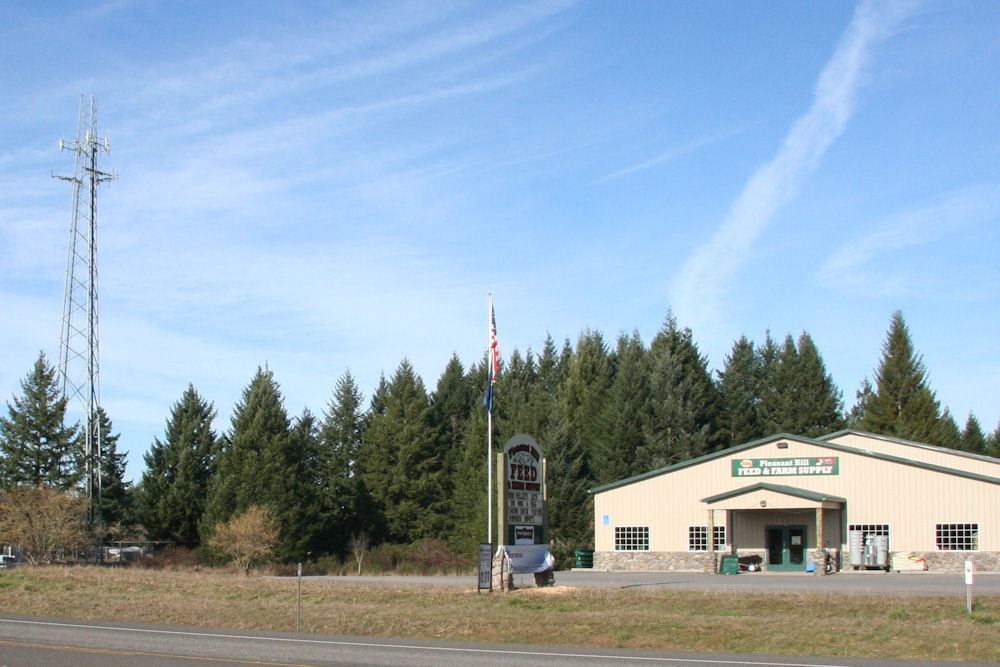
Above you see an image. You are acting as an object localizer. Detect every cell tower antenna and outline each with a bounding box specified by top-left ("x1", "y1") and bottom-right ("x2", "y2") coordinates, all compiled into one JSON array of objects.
[{"x1": 53, "y1": 94, "x2": 115, "y2": 535}]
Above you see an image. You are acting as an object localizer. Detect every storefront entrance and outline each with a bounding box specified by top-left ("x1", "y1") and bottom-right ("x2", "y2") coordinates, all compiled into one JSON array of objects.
[{"x1": 766, "y1": 525, "x2": 807, "y2": 571}]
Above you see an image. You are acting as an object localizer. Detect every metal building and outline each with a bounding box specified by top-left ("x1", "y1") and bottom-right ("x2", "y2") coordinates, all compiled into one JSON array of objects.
[{"x1": 590, "y1": 430, "x2": 1000, "y2": 573}]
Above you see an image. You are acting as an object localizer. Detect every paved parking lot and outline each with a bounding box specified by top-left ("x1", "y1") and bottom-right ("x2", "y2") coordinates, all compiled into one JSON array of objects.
[{"x1": 312, "y1": 569, "x2": 1000, "y2": 597}]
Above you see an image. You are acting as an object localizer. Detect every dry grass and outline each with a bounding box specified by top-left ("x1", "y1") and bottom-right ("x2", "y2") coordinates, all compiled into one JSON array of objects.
[{"x1": 1, "y1": 566, "x2": 998, "y2": 662}]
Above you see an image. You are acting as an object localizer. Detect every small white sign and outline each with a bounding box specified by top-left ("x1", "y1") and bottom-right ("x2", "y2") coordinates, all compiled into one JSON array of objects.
[
  {"x1": 478, "y1": 544, "x2": 493, "y2": 590},
  {"x1": 965, "y1": 559, "x2": 975, "y2": 586}
]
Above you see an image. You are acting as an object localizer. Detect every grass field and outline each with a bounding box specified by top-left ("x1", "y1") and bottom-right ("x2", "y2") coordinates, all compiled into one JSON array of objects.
[{"x1": 1, "y1": 566, "x2": 998, "y2": 662}]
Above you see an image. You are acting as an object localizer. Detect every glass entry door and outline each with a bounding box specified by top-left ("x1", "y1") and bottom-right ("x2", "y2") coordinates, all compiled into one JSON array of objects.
[{"x1": 766, "y1": 525, "x2": 807, "y2": 571}]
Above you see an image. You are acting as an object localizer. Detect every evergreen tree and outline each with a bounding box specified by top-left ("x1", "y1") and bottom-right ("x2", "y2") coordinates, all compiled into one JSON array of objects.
[
  {"x1": 93, "y1": 407, "x2": 133, "y2": 538},
  {"x1": 139, "y1": 385, "x2": 218, "y2": 547},
  {"x1": 987, "y1": 421, "x2": 1000, "y2": 458},
  {"x1": 756, "y1": 332, "x2": 783, "y2": 433},
  {"x1": 429, "y1": 354, "x2": 475, "y2": 499},
  {"x1": 280, "y1": 409, "x2": 324, "y2": 561},
  {"x1": 369, "y1": 374, "x2": 389, "y2": 417},
  {"x1": 717, "y1": 335, "x2": 765, "y2": 447},
  {"x1": 561, "y1": 329, "x2": 614, "y2": 476},
  {"x1": 496, "y1": 347, "x2": 536, "y2": 436},
  {"x1": 759, "y1": 334, "x2": 799, "y2": 433},
  {"x1": 538, "y1": 331, "x2": 611, "y2": 560},
  {"x1": 786, "y1": 333, "x2": 845, "y2": 437},
  {"x1": 360, "y1": 360, "x2": 443, "y2": 543},
  {"x1": 858, "y1": 312, "x2": 942, "y2": 442},
  {"x1": 318, "y1": 371, "x2": 370, "y2": 556},
  {"x1": 934, "y1": 409, "x2": 962, "y2": 449},
  {"x1": 0, "y1": 352, "x2": 80, "y2": 490},
  {"x1": 448, "y1": 361, "x2": 491, "y2": 556},
  {"x1": 638, "y1": 313, "x2": 720, "y2": 469},
  {"x1": 201, "y1": 367, "x2": 308, "y2": 559},
  {"x1": 960, "y1": 413, "x2": 987, "y2": 454},
  {"x1": 598, "y1": 330, "x2": 647, "y2": 481},
  {"x1": 506, "y1": 335, "x2": 566, "y2": 444},
  {"x1": 544, "y1": 409, "x2": 593, "y2": 568},
  {"x1": 848, "y1": 378, "x2": 874, "y2": 428}
]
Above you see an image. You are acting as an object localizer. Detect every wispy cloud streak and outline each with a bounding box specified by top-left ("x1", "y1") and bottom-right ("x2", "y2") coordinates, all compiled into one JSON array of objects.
[
  {"x1": 669, "y1": 0, "x2": 919, "y2": 330},
  {"x1": 598, "y1": 123, "x2": 757, "y2": 184},
  {"x1": 819, "y1": 183, "x2": 1000, "y2": 291}
]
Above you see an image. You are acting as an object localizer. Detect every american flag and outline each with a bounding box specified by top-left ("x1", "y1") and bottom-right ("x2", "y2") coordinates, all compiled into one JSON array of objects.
[{"x1": 483, "y1": 297, "x2": 499, "y2": 411}]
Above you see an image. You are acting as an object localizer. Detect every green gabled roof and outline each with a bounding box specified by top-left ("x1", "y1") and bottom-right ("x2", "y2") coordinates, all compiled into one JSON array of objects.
[
  {"x1": 701, "y1": 483, "x2": 846, "y2": 505},
  {"x1": 588, "y1": 430, "x2": 1000, "y2": 495},
  {"x1": 587, "y1": 433, "x2": 806, "y2": 495},
  {"x1": 821, "y1": 429, "x2": 1000, "y2": 465}
]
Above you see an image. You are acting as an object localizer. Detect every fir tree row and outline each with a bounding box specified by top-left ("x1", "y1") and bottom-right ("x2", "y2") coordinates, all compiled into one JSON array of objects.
[{"x1": 1, "y1": 311, "x2": 997, "y2": 566}]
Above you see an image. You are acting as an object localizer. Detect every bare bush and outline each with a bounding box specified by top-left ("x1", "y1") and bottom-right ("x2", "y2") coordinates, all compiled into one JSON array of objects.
[
  {"x1": 206, "y1": 505, "x2": 279, "y2": 575},
  {"x1": 131, "y1": 545, "x2": 203, "y2": 571},
  {"x1": 0, "y1": 486, "x2": 87, "y2": 564},
  {"x1": 349, "y1": 532, "x2": 370, "y2": 574}
]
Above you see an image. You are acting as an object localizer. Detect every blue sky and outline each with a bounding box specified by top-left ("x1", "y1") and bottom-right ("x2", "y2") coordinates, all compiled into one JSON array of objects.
[{"x1": 2, "y1": 1, "x2": 998, "y2": 483}]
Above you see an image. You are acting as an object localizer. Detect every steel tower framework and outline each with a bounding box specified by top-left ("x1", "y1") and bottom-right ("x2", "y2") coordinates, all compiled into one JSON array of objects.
[{"x1": 54, "y1": 95, "x2": 114, "y2": 529}]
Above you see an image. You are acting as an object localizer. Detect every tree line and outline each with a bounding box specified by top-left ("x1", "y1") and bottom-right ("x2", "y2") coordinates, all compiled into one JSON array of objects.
[{"x1": 1, "y1": 310, "x2": 997, "y2": 567}]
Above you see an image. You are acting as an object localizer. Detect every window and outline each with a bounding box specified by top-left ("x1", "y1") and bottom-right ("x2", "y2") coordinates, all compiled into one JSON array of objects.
[
  {"x1": 936, "y1": 523, "x2": 979, "y2": 551},
  {"x1": 615, "y1": 526, "x2": 649, "y2": 551},
  {"x1": 688, "y1": 525, "x2": 727, "y2": 552},
  {"x1": 849, "y1": 523, "x2": 891, "y2": 550}
]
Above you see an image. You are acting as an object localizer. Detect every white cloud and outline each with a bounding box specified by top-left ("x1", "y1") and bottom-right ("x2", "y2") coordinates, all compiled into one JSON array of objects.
[
  {"x1": 822, "y1": 183, "x2": 1000, "y2": 275},
  {"x1": 819, "y1": 183, "x2": 1000, "y2": 294},
  {"x1": 597, "y1": 123, "x2": 758, "y2": 184},
  {"x1": 669, "y1": 0, "x2": 919, "y2": 333}
]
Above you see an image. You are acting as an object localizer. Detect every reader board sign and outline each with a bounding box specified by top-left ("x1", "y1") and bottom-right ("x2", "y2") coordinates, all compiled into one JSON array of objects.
[
  {"x1": 478, "y1": 543, "x2": 492, "y2": 591},
  {"x1": 732, "y1": 456, "x2": 839, "y2": 477},
  {"x1": 505, "y1": 434, "x2": 544, "y2": 526}
]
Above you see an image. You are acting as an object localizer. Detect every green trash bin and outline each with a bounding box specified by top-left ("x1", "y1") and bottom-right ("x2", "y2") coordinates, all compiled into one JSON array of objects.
[
  {"x1": 719, "y1": 554, "x2": 739, "y2": 575},
  {"x1": 574, "y1": 549, "x2": 594, "y2": 569}
]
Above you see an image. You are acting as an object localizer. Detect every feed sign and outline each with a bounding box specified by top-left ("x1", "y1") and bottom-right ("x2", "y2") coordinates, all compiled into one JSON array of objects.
[
  {"x1": 505, "y1": 434, "x2": 544, "y2": 527},
  {"x1": 732, "y1": 456, "x2": 839, "y2": 477}
]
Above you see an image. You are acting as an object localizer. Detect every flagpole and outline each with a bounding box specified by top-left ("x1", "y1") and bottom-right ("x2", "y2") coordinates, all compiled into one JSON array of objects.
[{"x1": 487, "y1": 293, "x2": 493, "y2": 548}]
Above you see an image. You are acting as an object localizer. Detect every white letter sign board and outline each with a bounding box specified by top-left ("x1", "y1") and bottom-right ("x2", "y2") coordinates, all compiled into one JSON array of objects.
[{"x1": 504, "y1": 434, "x2": 544, "y2": 527}]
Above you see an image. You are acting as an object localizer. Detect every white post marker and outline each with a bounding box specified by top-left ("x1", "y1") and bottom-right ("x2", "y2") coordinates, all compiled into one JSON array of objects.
[
  {"x1": 297, "y1": 562, "x2": 303, "y2": 631},
  {"x1": 965, "y1": 559, "x2": 974, "y2": 613}
]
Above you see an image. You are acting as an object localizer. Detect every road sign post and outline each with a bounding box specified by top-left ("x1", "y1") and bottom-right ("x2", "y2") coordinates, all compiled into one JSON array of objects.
[{"x1": 965, "y1": 559, "x2": 974, "y2": 613}]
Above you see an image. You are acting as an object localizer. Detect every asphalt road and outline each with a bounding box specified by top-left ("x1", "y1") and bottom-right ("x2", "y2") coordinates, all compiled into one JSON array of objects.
[
  {"x1": 0, "y1": 615, "x2": 988, "y2": 667},
  {"x1": 308, "y1": 569, "x2": 1000, "y2": 597}
]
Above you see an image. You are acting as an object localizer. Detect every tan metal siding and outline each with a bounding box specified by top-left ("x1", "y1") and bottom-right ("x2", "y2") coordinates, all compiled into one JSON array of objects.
[
  {"x1": 827, "y1": 432, "x2": 1000, "y2": 477},
  {"x1": 594, "y1": 436, "x2": 1000, "y2": 553}
]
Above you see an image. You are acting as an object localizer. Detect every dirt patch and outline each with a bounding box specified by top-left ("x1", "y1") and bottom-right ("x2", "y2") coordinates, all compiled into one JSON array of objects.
[{"x1": 510, "y1": 585, "x2": 579, "y2": 595}]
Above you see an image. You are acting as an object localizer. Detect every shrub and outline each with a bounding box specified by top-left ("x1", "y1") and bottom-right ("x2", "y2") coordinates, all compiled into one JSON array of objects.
[
  {"x1": 206, "y1": 505, "x2": 280, "y2": 575},
  {"x1": 131, "y1": 545, "x2": 204, "y2": 570}
]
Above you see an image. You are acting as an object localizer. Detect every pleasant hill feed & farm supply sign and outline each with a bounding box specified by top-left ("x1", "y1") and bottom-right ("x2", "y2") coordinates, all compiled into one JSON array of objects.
[{"x1": 732, "y1": 456, "x2": 839, "y2": 477}]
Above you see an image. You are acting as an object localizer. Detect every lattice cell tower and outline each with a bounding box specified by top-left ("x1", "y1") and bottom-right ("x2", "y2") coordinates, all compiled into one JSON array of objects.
[{"x1": 53, "y1": 94, "x2": 114, "y2": 528}]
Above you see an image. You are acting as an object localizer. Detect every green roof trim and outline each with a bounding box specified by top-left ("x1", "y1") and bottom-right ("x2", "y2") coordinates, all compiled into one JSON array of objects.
[
  {"x1": 701, "y1": 482, "x2": 846, "y2": 505},
  {"x1": 587, "y1": 433, "x2": 803, "y2": 495},
  {"x1": 588, "y1": 430, "x2": 1000, "y2": 495},
  {"x1": 821, "y1": 429, "x2": 1000, "y2": 465}
]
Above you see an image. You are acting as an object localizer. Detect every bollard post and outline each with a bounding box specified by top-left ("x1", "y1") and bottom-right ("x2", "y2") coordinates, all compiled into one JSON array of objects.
[
  {"x1": 297, "y1": 562, "x2": 302, "y2": 632},
  {"x1": 965, "y1": 560, "x2": 974, "y2": 614}
]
